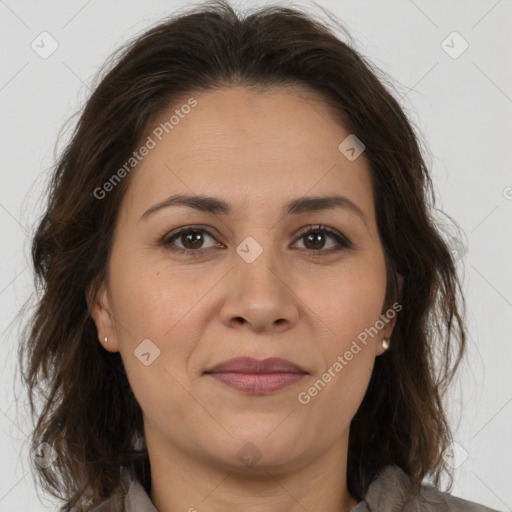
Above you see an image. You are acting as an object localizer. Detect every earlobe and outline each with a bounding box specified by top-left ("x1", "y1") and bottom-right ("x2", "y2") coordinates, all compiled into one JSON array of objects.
[
  {"x1": 86, "y1": 281, "x2": 120, "y2": 352},
  {"x1": 376, "y1": 272, "x2": 403, "y2": 356},
  {"x1": 376, "y1": 336, "x2": 392, "y2": 357},
  {"x1": 376, "y1": 306, "x2": 399, "y2": 356}
]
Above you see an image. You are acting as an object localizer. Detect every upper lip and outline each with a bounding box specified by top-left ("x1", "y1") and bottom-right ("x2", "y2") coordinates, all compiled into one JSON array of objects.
[{"x1": 204, "y1": 357, "x2": 308, "y2": 374}]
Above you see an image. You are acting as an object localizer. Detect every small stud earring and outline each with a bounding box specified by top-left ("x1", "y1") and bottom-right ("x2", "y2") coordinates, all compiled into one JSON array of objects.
[
  {"x1": 104, "y1": 336, "x2": 108, "y2": 343},
  {"x1": 382, "y1": 338, "x2": 389, "y2": 350}
]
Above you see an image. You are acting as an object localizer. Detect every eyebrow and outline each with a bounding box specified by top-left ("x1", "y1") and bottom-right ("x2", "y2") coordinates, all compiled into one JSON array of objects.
[{"x1": 140, "y1": 193, "x2": 367, "y2": 226}]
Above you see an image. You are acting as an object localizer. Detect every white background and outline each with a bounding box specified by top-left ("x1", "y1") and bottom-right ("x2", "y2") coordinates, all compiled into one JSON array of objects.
[{"x1": 1, "y1": 0, "x2": 511, "y2": 510}]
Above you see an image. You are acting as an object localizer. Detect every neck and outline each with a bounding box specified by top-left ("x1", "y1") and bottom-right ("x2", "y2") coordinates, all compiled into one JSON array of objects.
[{"x1": 147, "y1": 426, "x2": 361, "y2": 512}]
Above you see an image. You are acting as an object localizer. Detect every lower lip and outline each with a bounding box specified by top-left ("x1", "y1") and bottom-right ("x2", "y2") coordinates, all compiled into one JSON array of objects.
[{"x1": 206, "y1": 372, "x2": 306, "y2": 393}]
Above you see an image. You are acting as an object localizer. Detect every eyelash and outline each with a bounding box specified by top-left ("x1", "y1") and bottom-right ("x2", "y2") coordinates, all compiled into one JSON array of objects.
[{"x1": 161, "y1": 224, "x2": 352, "y2": 258}]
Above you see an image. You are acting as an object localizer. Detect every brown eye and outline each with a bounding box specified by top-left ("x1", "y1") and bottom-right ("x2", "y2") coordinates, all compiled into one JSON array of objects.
[
  {"x1": 163, "y1": 227, "x2": 219, "y2": 255},
  {"x1": 294, "y1": 225, "x2": 352, "y2": 254},
  {"x1": 177, "y1": 230, "x2": 207, "y2": 250},
  {"x1": 161, "y1": 224, "x2": 351, "y2": 258}
]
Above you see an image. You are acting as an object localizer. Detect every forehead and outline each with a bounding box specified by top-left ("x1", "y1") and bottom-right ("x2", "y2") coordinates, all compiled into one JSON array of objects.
[
  {"x1": 120, "y1": 85, "x2": 375, "y2": 222},
  {"x1": 148, "y1": 85, "x2": 350, "y2": 164}
]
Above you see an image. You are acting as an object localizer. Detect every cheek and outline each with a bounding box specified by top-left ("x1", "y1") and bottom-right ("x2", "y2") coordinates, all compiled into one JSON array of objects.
[
  {"x1": 114, "y1": 277, "x2": 198, "y2": 434},
  {"x1": 296, "y1": 272, "x2": 381, "y2": 426},
  {"x1": 304, "y1": 258, "x2": 387, "y2": 345},
  {"x1": 108, "y1": 247, "x2": 205, "y2": 341},
  {"x1": 297, "y1": 258, "x2": 386, "y2": 404},
  {"x1": 107, "y1": 254, "x2": 206, "y2": 412}
]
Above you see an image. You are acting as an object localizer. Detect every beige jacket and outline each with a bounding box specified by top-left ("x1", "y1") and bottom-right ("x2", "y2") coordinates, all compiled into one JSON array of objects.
[{"x1": 90, "y1": 464, "x2": 501, "y2": 511}]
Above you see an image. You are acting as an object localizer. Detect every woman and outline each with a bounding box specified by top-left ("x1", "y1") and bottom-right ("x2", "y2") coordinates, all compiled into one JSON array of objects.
[{"x1": 18, "y1": 1, "x2": 501, "y2": 511}]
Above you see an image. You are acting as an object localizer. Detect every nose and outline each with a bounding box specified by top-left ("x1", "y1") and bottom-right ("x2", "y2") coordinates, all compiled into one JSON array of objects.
[{"x1": 219, "y1": 241, "x2": 299, "y2": 334}]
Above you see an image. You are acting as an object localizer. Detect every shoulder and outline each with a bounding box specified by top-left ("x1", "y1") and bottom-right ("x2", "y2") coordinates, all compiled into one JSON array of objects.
[
  {"x1": 90, "y1": 463, "x2": 501, "y2": 512},
  {"x1": 89, "y1": 467, "x2": 130, "y2": 511},
  {"x1": 355, "y1": 465, "x2": 502, "y2": 512},
  {"x1": 90, "y1": 466, "x2": 158, "y2": 512}
]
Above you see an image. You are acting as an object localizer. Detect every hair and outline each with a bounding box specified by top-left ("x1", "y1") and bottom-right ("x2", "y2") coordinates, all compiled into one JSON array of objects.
[{"x1": 18, "y1": 0, "x2": 467, "y2": 510}]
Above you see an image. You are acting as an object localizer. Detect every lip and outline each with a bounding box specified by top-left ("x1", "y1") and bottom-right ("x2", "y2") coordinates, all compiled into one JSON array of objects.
[
  {"x1": 204, "y1": 357, "x2": 308, "y2": 394},
  {"x1": 205, "y1": 356, "x2": 307, "y2": 374}
]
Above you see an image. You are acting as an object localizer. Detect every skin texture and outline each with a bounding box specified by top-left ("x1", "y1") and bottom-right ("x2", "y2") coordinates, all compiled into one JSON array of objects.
[{"x1": 90, "y1": 85, "x2": 397, "y2": 512}]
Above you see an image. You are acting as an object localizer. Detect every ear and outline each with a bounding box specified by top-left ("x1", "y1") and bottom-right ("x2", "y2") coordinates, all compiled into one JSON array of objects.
[
  {"x1": 376, "y1": 273, "x2": 403, "y2": 356},
  {"x1": 375, "y1": 311, "x2": 397, "y2": 356},
  {"x1": 86, "y1": 280, "x2": 120, "y2": 353}
]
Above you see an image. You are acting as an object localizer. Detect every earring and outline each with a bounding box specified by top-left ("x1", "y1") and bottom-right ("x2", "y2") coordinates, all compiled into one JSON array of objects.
[
  {"x1": 382, "y1": 338, "x2": 389, "y2": 350},
  {"x1": 104, "y1": 336, "x2": 108, "y2": 343}
]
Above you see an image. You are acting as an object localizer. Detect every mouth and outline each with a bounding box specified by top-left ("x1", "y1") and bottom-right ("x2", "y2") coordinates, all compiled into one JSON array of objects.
[{"x1": 203, "y1": 357, "x2": 308, "y2": 394}]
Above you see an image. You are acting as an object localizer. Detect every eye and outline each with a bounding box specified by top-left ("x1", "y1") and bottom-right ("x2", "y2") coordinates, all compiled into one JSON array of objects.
[
  {"x1": 293, "y1": 225, "x2": 352, "y2": 255},
  {"x1": 161, "y1": 224, "x2": 352, "y2": 257},
  {"x1": 162, "y1": 226, "x2": 221, "y2": 256}
]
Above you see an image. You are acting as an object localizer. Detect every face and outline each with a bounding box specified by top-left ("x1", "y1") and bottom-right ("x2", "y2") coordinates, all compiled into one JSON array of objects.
[{"x1": 90, "y1": 85, "x2": 396, "y2": 474}]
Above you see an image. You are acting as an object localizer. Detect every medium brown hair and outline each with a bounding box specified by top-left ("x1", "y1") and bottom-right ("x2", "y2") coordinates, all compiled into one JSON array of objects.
[{"x1": 19, "y1": 1, "x2": 467, "y2": 509}]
